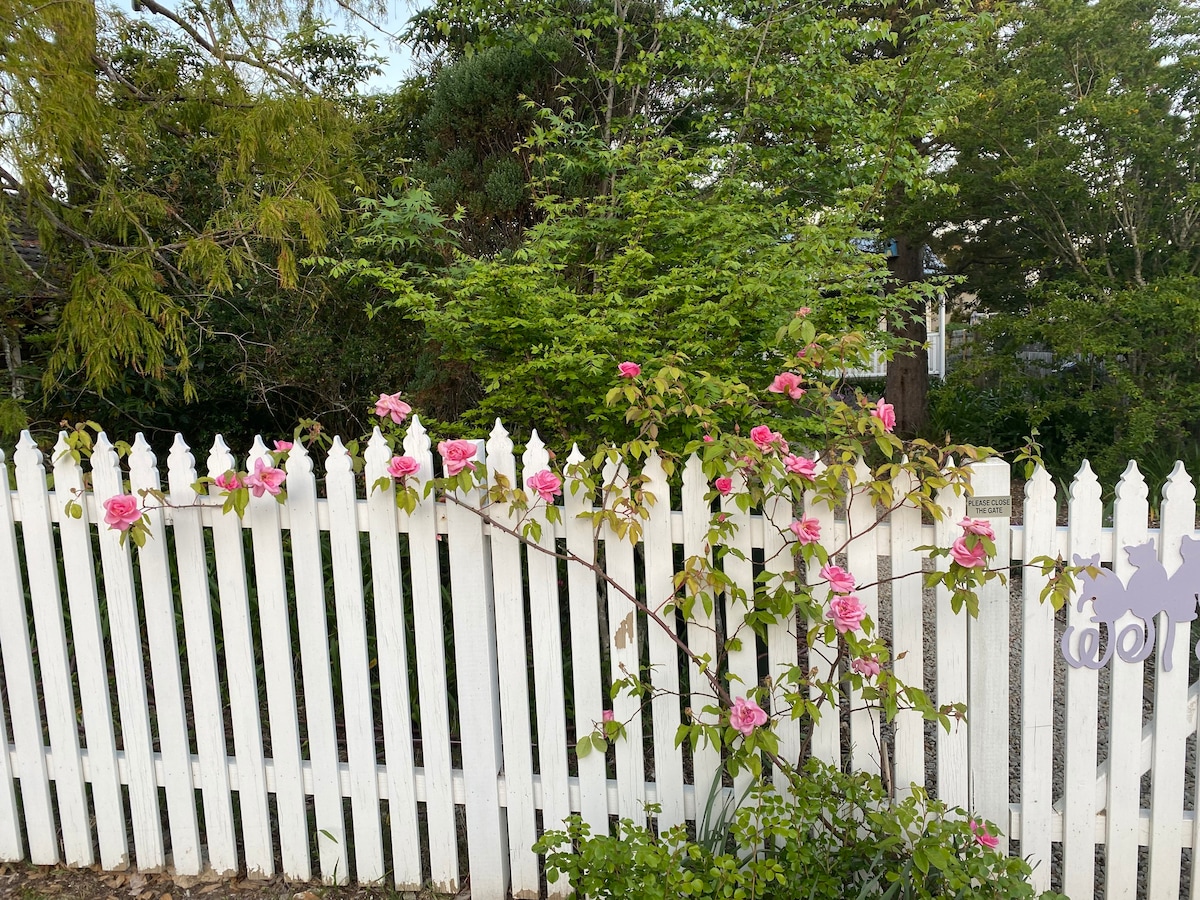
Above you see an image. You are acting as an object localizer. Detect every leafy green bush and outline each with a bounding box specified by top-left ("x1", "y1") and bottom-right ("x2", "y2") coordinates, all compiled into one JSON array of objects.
[{"x1": 536, "y1": 761, "x2": 1064, "y2": 900}]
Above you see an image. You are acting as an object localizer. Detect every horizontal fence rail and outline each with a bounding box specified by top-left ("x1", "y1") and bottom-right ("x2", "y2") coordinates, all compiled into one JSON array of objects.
[{"x1": 0, "y1": 420, "x2": 1197, "y2": 899}]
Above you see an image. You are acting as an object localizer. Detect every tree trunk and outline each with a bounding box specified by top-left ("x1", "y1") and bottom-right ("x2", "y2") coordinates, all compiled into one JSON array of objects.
[{"x1": 884, "y1": 236, "x2": 929, "y2": 436}]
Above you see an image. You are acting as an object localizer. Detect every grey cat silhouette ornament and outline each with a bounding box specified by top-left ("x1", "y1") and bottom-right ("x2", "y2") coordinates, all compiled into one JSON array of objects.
[{"x1": 1061, "y1": 538, "x2": 1200, "y2": 671}]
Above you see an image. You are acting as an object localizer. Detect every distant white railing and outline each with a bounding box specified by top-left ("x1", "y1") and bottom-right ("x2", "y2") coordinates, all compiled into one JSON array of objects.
[{"x1": 0, "y1": 422, "x2": 1196, "y2": 899}]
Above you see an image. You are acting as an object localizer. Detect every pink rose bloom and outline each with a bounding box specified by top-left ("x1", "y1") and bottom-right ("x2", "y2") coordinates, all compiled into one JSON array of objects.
[
  {"x1": 789, "y1": 517, "x2": 822, "y2": 545},
  {"x1": 970, "y1": 819, "x2": 1000, "y2": 850},
  {"x1": 214, "y1": 471, "x2": 242, "y2": 492},
  {"x1": 714, "y1": 476, "x2": 733, "y2": 496},
  {"x1": 950, "y1": 536, "x2": 987, "y2": 569},
  {"x1": 527, "y1": 469, "x2": 563, "y2": 502},
  {"x1": 245, "y1": 457, "x2": 286, "y2": 497},
  {"x1": 852, "y1": 656, "x2": 881, "y2": 678},
  {"x1": 273, "y1": 440, "x2": 293, "y2": 452},
  {"x1": 767, "y1": 371, "x2": 805, "y2": 400},
  {"x1": 749, "y1": 425, "x2": 785, "y2": 452},
  {"x1": 872, "y1": 398, "x2": 896, "y2": 433},
  {"x1": 703, "y1": 435, "x2": 714, "y2": 443},
  {"x1": 387, "y1": 455, "x2": 420, "y2": 479},
  {"x1": 797, "y1": 306, "x2": 812, "y2": 316},
  {"x1": 958, "y1": 517, "x2": 995, "y2": 540},
  {"x1": 617, "y1": 361, "x2": 641, "y2": 378},
  {"x1": 602, "y1": 710, "x2": 615, "y2": 723},
  {"x1": 374, "y1": 392, "x2": 413, "y2": 425},
  {"x1": 783, "y1": 454, "x2": 816, "y2": 479},
  {"x1": 729, "y1": 696, "x2": 769, "y2": 736},
  {"x1": 828, "y1": 595, "x2": 867, "y2": 634},
  {"x1": 103, "y1": 495, "x2": 142, "y2": 531},
  {"x1": 438, "y1": 439, "x2": 478, "y2": 477},
  {"x1": 819, "y1": 564, "x2": 856, "y2": 594}
]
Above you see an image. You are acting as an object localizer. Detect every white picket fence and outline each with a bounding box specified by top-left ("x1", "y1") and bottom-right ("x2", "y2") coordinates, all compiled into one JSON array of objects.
[{"x1": 0, "y1": 420, "x2": 1197, "y2": 899}]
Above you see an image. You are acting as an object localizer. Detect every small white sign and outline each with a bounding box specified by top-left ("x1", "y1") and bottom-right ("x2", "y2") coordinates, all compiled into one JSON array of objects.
[{"x1": 966, "y1": 495, "x2": 1012, "y2": 518}]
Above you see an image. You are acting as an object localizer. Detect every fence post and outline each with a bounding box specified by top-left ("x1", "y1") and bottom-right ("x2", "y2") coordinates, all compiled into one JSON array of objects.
[{"x1": 966, "y1": 457, "x2": 1011, "y2": 851}]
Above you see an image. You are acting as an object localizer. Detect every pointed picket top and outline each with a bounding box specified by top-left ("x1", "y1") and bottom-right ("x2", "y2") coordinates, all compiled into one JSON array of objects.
[
  {"x1": 326, "y1": 436, "x2": 353, "y2": 475},
  {"x1": 486, "y1": 420, "x2": 515, "y2": 485},
  {"x1": 248, "y1": 435, "x2": 270, "y2": 466},
  {"x1": 521, "y1": 430, "x2": 551, "y2": 487},
  {"x1": 403, "y1": 415, "x2": 432, "y2": 460},
  {"x1": 364, "y1": 427, "x2": 392, "y2": 469},
  {"x1": 207, "y1": 435, "x2": 235, "y2": 479},
  {"x1": 129, "y1": 434, "x2": 159, "y2": 483},
  {"x1": 641, "y1": 449, "x2": 667, "y2": 488},
  {"x1": 1068, "y1": 460, "x2": 1102, "y2": 509},
  {"x1": 284, "y1": 435, "x2": 314, "y2": 477},
  {"x1": 52, "y1": 433, "x2": 87, "y2": 518},
  {"x1": 681, "y1": 452, "x2": 706, "y2": 492},
  {"x1": 1162, "y1": 459, "x2": 1196, "y2": 506},
  {"x1": 1114, "y1": 459, "x2": 1148, "y2": 505},
  {"x1": 52, "y1": 433, "x2": 71, "y2": 464},
  {"x1": 14, "y1": 431, "x2": 44, "y2": 471},
  {"x1": 167, "y1": 436, "x2": 198, "y2": 497},
  {"x1": 1025, "y1": 463, "x2": 1055, "y2": 504}
]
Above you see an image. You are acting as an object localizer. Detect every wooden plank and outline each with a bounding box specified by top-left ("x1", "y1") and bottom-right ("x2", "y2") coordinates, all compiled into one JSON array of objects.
[
  {"x1": 720, "y1": 476, "x2": 757, "y2": 801},
  {"x1": 965, "y1": 458, "x2": 1010, "y2": 852},
  {"x1": 444, "y1": 438, "x2": 508, "y2": 898},
  {"x1": 245, "y1": 438, "x2": 309, "y2": 880},
  {"x1": 402, "y1": 418, "x2": 459, "y2": 892},
  {"x1": 603, "y1": 459, "x2": 646, "y2": 820},
  {"x1": 0, "y1": 634, "x2": 21, "y2": 862},
  {"x1": 0, "y1": 441, "x2": 54, "y2": 864},
  {"x1": 522, "y1": 433, "x2": 571, "y2": 883},
  {"x1": 763, "y1": 491, "x2": 800, "y2": 784},
  {"x1": 483, "y1": 423, "x2": 538, "y2": 897},
  {"x1": 128, "y1": 435, "x2": 201, "y2": 875},
  {"x1": 283, "y1": 440, "x2": 345, "y2": 882},
  {"x1": 1019, "y1": 465, "x2": 1057, "y2": 893},
  {"x1": 680, "y1": 456, "x2": 720, "y2": 801},
  {"x1": 562, "y1": 446, "x2": 608, "y2": 834},
  {"x1": 324, "y1": 438, "x2": 384, "y2": 883},
  {"x1": 846, "y1": 459, "x2": 880, "y2": 776},
  {"x1": 933, "y1": 470, "x2": 968, "y2": 810},
  {"x1": 1146, "y1": 461, "x2": 1193, "y2": 900},
  {"x1": 89, "y1": 434, "x2": 164, "y2": 869},
  {"x1": 362, "y1": 431, "x2": 422, "y2": 891},
  {"x1": 205, "y1": 436, "x2": 273, "y2": 877},
  {"x1": 1107, "y1": 461, "x2": 1149, "y2": 900},
  {"x1": 166, "y1": 436, "x2": 237, "y2": 876},
  {"x1": 53, "y1": 435, "x2": 127, "y2": 870},
  {"x1": 889, "y1": 463, "x2": 925, "y2": 797},
  {"x1": 803, "y1": 460, "x2": 839, "y2": 767}
]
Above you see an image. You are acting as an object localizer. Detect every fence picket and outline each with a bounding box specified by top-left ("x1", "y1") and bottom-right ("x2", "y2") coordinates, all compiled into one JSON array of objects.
[
  {"x1": 1146, "y1": 462, "x2": 1194, "y2": 900},
  {"x1": 445, "y1": 438, "x2": 508, "y2": 898},
  {"x1": 244, "y1": 438, "x2": 309, "y2": 880},
  {"x1": 325, "y1": 438, "x2": 384, "y2": 882},
  {"x1": 1019, "y1": 466, "x2": 1057, "y2": 892},
  {"x1": 401, "y1": 418, "x2": 459, "y2": 891},
  {"x1": 283, "y1": 440, "x2": 345, "y2": 881},
  {"x1": 934, "y1": 468, "x2": 968, "y2": 809},
  {"x1": 803, "y1": 460, "x2": 839, "y2": 767},
  {"x1": 889, "y1": 463, "x2": 925, "y2": 797},
  {"x1": 91, "y1": 434, "x2": 164, "y2": 869},
  {"x1": 363, "y1": 431, "x2": 422, "y2": 890},
  {"x1": 522, "y1": 434, "x2": 571, "y2": 861},
  {"x1": 166, "y1": 436, "x2": 238, "y2": 876},
  {"x1": 603, "y1": 458, "x2": 646, "y2": 820},
  {"x1": 484, "y1": 422, "x2": 538, "y2": 897},
  {"x1": 1107, "y1": 461, "x2": 1149, "y2": 899},
  {"x1": 13, "y1": 435, "x2": 91, "y2": 866},
  {"x1": 966, "y1": 459, "x2": 1011, "y2": 851},
  {"x1": 763, "y1": 491, "x2": 800, "y2": 784},
  {"x1": 129, "y1": 435, "x2": 201, "y2": 874},
  {"x1": 53, "y1": 436, "x2": 127, "y2": 869},
  {"x1": 644, "y1": 453, "x2": 686, "y2": 826},
  {"x1": 206, "y1": 436, "x2": 273, "y2": 877},
  {"x1": 563, "y1": 446, "x2": 609, "y2": 833},
  {"x1": 720, "y1": 479, "x2": 756, "y2": 801},
  {"x1": 0, "y1": 442, "x2": 55, "y2": 864},
  {"x1": 847, "y1": 459, "x2": 880, "y2": 776},
  {"x1": 0, "y1": 640, "x2": 20, "y2": 862}
]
